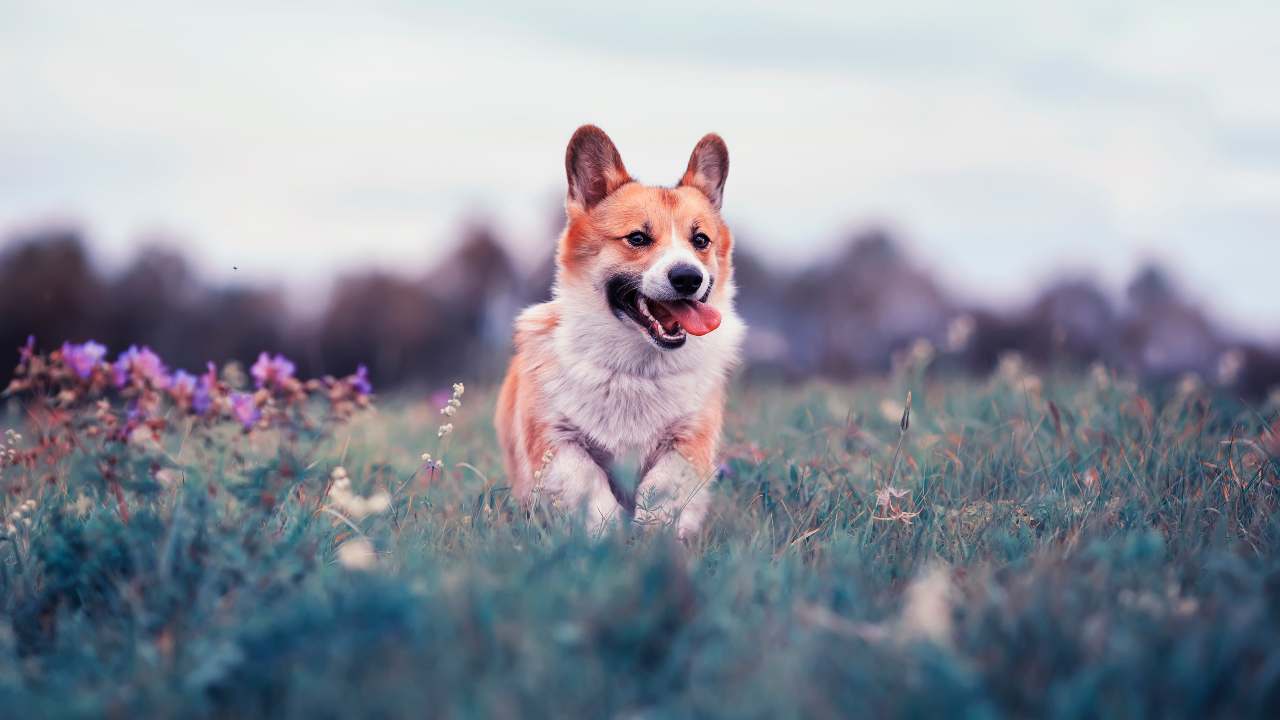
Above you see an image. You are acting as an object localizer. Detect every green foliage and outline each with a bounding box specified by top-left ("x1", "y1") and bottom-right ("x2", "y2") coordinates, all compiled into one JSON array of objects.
[{"x1": 2, "y1": 372, "x2": 1280, "y2": 718}]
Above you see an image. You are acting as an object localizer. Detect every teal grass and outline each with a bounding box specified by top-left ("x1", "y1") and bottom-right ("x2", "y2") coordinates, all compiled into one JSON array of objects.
[{"x1": 2, "y1": 366, "x2": 1279, "y2": 718}]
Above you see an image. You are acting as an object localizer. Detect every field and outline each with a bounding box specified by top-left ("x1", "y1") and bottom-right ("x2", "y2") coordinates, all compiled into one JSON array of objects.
[{"x1": 2, "y1": 351, "x2": 1280, "y2": 718}]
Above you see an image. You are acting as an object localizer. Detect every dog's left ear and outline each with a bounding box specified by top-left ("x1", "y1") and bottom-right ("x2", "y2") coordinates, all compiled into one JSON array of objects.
[
  {"x1": 566, "y1": 125, "x2": 632, "y2": 211},
  {"x1": 679, "y1": 133, "x2": 729, "y2": 210}
]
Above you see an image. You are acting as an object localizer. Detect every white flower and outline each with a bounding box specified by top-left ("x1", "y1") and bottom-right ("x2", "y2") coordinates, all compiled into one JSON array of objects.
[
  {"x1": 875, "y1": 485, "x2": 911, "y2": 509},
  {"x1": 325, "y1": 468, "x2": 392, "y2": 521},
  {"x1": 908, "y1": 338, "x2": 935, "y2": 367},
  {"x1": 1089, "y1": 362, "x2": 1111, "y2": 390},
  {"x1": 897, "y1": 564, "x2": 954, "y2": 645},
  {"x1": 440, "y1": 405, "x2": 456, "y2": 417},
  {"x1": 879, "y1": 398, "x2": 906, "y2": 425},
  {"x1": 945, "y1": 315, "x2": 975, "y2": 352},
  {"x1": 1176, "y1": 373, "x2": 1202, "y2": 398},
  {"x1": 327, "y1": 485, "x2": 391, "y2": 521},
  {"x1": 363, "y1": 491, "x2": 391, "y2": 515},
  {"x1": 452, "y1": 382, "x2": 465, "y2": 397},
  {"x1": 437, "y1": 423, "x2": 453, "y2": 438},
  {"x1": 873, "y1": 485, "x2": 920, "y2": 525},
  {"x1": 336, "y1": 537, "x2": 377, "y2": 570},
  {"x1": 1217, "y1": 349, "x2": 1244, "y2": 386}
]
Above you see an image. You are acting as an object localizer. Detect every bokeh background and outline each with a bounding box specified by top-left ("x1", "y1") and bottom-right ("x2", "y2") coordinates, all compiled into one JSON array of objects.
[{"x1": 3, "y1": 2, "x2": 1278, "y2": 394}]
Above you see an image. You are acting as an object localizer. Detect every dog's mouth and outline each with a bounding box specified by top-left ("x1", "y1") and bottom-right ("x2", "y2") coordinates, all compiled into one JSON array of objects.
[{"x1": 607, "y1": 276, "x2": 722, "y2": 350}]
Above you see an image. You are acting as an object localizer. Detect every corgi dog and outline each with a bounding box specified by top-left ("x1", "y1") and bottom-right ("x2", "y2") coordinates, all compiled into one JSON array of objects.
[{"x1": 495, "y1": 125, "x2": 745, "y2": 537}]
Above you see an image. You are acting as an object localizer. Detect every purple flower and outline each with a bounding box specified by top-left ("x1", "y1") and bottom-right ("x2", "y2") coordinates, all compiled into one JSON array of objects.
[
  {"x1": 193, "y1": 362, "x2": 217, "y2": 415},
  {"x1": 61, "y1": 340, "x2": 108, "y2": 379},
  {"x1": 230, "y1": 391, "x2": 260, "y2": 429},
  {"x1": 170, "y1": 369, "x2": 197, "y2": 395},
  {"x1": 351, "y1": 364, "x2": 373, "y2": 396},
  {"x1": 251, "y1": 352, "x2": 296, "y2": 390},
  {"x1": 113, "y1": 345, "x2": 170, "y2": 388},
  {"x1": 126, "y1": 401, "x2": 149, "y2": 424},
  {"x1": 20, "y1": 335, "x2": 36, "y2": 362}
]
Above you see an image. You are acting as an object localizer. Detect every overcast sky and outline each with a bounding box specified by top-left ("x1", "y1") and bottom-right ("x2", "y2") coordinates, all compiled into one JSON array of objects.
[{"x1": 1, "y1": 1, "x2": 1277, "y2": 337}]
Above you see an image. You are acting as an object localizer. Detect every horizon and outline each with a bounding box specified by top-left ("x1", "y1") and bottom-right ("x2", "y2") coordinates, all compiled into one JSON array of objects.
[{"x1": 3, "y1": 217, "x2": 1266, "y2": 350}]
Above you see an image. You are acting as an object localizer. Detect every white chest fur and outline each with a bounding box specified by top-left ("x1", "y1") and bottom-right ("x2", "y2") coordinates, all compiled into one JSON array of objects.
[{"x1": 540, "y1": 301, "x2": 744, "y2": 457}]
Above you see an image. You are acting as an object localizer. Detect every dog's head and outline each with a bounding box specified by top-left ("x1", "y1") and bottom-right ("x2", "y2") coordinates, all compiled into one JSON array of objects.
[{"x1": 555, "y1": 125, "x2": 734, "y2": 351}]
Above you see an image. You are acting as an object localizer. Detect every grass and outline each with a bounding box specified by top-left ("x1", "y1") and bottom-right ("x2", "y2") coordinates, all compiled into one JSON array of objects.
[{"x1": 2, "y1": 364, "x2": 1279, "y2": 718}]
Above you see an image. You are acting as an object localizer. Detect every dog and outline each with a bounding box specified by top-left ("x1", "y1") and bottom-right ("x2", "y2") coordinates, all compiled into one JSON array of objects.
[{"x1": 495, "y1": 125, "x2": 745, "y2": 537}]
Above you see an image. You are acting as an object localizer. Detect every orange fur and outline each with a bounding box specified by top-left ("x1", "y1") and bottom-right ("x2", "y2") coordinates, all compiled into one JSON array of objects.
[
  {"x1": 671, "y1": 384, "x2": 724, "y2": 478},
  {"x1": 495, "y1": 304, "x2": 560, "y2": 499}
]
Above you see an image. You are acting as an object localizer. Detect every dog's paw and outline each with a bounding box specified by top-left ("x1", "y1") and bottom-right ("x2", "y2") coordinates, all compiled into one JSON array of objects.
[{"x1": 634, "y1": 452, "x2": 712, "y2": 538}]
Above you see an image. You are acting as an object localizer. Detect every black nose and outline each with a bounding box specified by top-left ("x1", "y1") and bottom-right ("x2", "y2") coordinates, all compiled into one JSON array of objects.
[{"x1": 668, "y1": 264, "x2": 704, "y2": 296}]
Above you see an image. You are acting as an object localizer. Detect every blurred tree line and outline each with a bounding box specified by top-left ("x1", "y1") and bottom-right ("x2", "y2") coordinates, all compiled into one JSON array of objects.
[{"x1": 2, "y1": 222, "x2": 1278, "y2": 397}]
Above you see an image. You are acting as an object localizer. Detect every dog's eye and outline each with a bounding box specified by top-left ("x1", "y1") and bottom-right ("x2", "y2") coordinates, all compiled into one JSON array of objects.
[
  {"x1": 691, "y1": 232, "x2": 711, "y2": 250},
  {"x1": 624, "y1": 231, "x2": 652, "y2": 247}
]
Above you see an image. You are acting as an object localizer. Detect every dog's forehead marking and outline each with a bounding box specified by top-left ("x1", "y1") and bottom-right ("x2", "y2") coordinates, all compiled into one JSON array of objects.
[{"x1": 597, "y1": 184, "x2": 715, "y2": 257}]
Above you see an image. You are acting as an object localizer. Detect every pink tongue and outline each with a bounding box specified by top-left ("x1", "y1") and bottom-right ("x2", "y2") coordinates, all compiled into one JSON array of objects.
[{"x1": 663, "y1": 300, "x2": 722, "y2": 336}]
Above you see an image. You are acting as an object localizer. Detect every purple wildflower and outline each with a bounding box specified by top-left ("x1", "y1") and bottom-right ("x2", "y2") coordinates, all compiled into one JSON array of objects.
[
  {"x1": 61, "y1": 340, "x2": 108, "y2": 379},
  {"x1": 20, "y1": 335, "x2": 36, "y2": 362},
  {"x1": 126, "y1": 401, "x2": 149, "y2": 424},
  {"x1": 170, "y1": 369, "x2": 197, "y2": 396},
  {"x1": 351, "y1": 364, "x2": 373, "y2": 396},
  {"x1": 230, "y1": 392, "x2": 260, "y2": 429},
  {"x1": 251, "y1": 352, "x2": 296, "y2": 390},
  {"x1": 113, "y1": 345, "x2": 170, "y2": 388},
  {"x1": 193, "y1": 362, "x2": 217, "y2": 415}
]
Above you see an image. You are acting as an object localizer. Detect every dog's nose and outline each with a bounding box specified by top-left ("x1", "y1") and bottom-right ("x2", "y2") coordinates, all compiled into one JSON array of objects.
[{"x1": 667, "y1": 264, "x2": 704, "y2": 296}]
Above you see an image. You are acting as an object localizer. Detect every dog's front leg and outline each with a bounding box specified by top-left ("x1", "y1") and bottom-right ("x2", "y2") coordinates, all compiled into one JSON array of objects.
[
  {"x1": 634, "y1": 439, "x2": 717, "y2": 540},
  {"x1": 534, "y1": 442, "x2": 627, "y2": 536}
]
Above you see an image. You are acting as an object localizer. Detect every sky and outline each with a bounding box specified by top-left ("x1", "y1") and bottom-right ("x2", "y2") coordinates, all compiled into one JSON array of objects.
[{"x1": 1, "y1": 1, "x2": 1278, "y2": 337}]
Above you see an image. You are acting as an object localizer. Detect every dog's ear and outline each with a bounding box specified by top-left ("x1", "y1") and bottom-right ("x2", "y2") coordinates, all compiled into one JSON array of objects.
[
  {"x1": 565, "y1": 125, "x2": 631, "y2": 211},
  {"x1": 679, "y1": 133, "x2": 729, "y2": 210}
]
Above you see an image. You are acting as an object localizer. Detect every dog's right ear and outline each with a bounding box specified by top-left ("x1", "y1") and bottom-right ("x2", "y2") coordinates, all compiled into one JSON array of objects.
[{"x1": 565, "y1": 125, "x2": 631, "y2": 212}]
